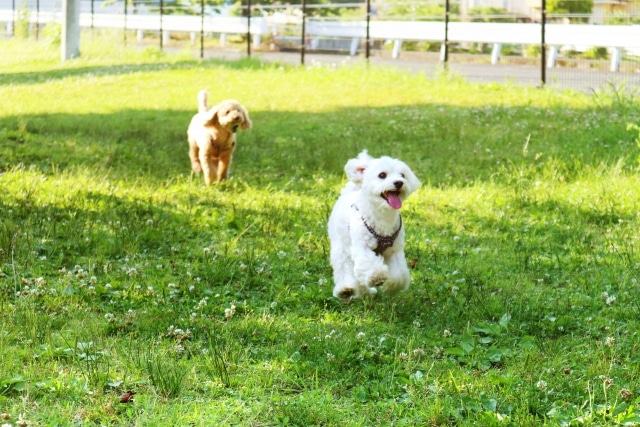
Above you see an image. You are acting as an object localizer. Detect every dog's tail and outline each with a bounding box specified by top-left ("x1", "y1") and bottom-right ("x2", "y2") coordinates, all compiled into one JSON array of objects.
[{"x1": 197, "y1": 89, "x2": 209, "y2": 113}]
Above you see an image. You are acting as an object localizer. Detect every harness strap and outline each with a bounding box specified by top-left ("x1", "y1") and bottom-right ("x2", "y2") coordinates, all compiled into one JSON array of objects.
[{"x1": 352, "y1": 204, "x2": 402, "y2": 255}]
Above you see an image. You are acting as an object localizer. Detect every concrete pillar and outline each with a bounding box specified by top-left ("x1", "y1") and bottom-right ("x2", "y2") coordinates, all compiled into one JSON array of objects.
[
  {"x1": 491, "y1": 43, "x2": 501, "y2": 65},
  {"x1": 547, "y1": 45, "x2": 558, "y2": 68},
  {"x1": 61, "y1": 0, "x2": 80, "y2": 60},
  {"x1": 610, "y1": 47, "x2": 622, "y2": 72},
  {"x1": 392, "y1": 40, "x2": 402, "y2": 59}
]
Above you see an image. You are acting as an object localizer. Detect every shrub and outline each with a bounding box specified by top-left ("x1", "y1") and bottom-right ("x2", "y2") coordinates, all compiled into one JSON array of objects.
[
  {"x1": 15, "y1": 2, "x2": 30, "y2": 39},
  {"x1": 584, "y1": 46, "x2": 608, "y2": 60},
  {"x1": 43, "y1": 22, "x2": 61, "y2": 46}
]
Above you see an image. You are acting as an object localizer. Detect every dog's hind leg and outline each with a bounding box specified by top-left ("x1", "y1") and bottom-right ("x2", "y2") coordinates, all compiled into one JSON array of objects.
[
  {"x1": 330, "y1": 249, "x2": 357, "y2": 302},
  {"x1": 381, "y1": 252, "x2": 410, "y2": 295}
]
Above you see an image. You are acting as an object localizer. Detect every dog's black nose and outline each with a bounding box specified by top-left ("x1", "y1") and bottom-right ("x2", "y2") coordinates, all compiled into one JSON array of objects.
[{"x1": 394, "y1": 181, "x2": 403, "y2": 189}]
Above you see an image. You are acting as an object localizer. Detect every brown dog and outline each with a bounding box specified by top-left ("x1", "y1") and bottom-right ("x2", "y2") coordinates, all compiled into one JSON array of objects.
[{"x1": 187, "y1": 90, "x2": 252, "y2": 185}]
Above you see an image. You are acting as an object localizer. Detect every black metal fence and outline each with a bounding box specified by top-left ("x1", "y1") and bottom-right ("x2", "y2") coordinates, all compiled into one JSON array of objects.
[{"x1": 2, "y1": 0, "x2": 640, "y2": 92}]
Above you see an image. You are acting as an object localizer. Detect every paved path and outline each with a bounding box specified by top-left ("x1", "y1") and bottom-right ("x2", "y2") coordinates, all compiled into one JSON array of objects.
[{"x1": 198, "y1": 48, "x2": 640, "y2": 93}]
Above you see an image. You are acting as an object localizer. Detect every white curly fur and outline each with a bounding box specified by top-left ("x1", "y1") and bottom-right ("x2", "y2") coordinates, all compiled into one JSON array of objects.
[{"x1": 328, "y1": 150, "x2": 421, "y2": 303}]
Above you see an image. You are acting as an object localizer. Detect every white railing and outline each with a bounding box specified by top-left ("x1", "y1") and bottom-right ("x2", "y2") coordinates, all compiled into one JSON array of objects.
[
  {"x1": 0, "y1": 10, "x2": 268, "y2": 47},
  {"x1": 303, "y1": 20, "x2": 640, "y2": 71}
]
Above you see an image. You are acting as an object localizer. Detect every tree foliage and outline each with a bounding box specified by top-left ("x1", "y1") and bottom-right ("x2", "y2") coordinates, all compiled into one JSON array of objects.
[{"x1": 546, "y1": 0, "x2": 593, "y2": 15}]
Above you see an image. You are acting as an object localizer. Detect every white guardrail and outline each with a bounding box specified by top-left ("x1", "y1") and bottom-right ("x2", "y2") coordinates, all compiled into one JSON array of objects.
[
  {"x1": 0, "y1": 10, "x2": 268, "y2": 47},
  {"x1": 304, "y1": 20, "x2": 640, "y2": 71},
  {"x1": 1, "y1": 8, "x2": 639, "y2": 71}
]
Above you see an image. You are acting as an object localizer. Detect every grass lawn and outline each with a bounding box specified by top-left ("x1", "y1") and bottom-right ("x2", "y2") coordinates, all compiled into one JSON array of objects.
[{"x1": 2, "y1": 35, "x2": 640, "y2": 426}]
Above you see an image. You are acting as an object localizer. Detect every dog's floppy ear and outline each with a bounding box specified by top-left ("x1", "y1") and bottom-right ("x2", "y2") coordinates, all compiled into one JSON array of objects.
[
  {"x1": 402, "y1": 164, "x2": 422, "y2": 194},
  {"x1": 202, "y1": 106, "x2": 219, "y2": 127},
  {"x1": 344, "y1": 150, "x2": 373, "y2": 185},
  {"x1": 239, "y1": 104, "x2": 252, "y2": 130}
]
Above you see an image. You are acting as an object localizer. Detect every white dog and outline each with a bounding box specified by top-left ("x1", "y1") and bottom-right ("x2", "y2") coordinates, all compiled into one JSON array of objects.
[{"x1": 328, "y1": 150, "x2": 421, "y2": 303}]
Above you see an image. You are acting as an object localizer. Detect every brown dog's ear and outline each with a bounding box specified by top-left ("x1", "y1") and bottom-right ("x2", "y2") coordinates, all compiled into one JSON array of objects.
[
  {"x1": 239, "y1": 105, "x2": 252, "y2": 130},
  {"x1": 203, "y1": 107, "x2": 219, "y2": 126}
]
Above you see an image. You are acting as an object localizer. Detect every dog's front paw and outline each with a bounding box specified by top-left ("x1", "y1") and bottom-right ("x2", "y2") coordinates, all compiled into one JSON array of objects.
[
  {"x1": 368, "y1": 266, "x2": 389, "y2": 287},
  {"x1": 336, "y1": 287, "x2": 355, "y2": 304}
]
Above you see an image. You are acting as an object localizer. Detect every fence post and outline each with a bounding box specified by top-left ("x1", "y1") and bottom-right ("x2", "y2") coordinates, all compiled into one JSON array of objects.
[
  {"x1": 245, "y1": 0, "x2": 251, "y2": 57},
  {"x1": 300, "y1": 0, "x2": 306, "y2": 65},
  {"x1": 36, "y1": 0, "x2": 39, "y2": 40},
  {"x1": 124, "y1": 0, "x2": 127, "y2": 46},
  {"x1": 200, "y1": 0, "x2": 204, "y2": 59},
  {"x1": 160, "y1": 0, "x2": 164, "y2": 50},
  {"x1": 443, "y1": 0, "x2": 450, "y2": 66},
  {"x1": 61, "y1": 0, "x2": 80, "y2": 59},
  {"x1": 365, "y1": 0, "x2": 370, "y2": 60},
  {"x1": 541, "y1": 0, "x2": 546, "y2": 86}
]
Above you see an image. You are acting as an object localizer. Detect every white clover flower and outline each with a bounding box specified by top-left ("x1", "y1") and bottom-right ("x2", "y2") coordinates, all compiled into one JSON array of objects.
[
  {"x1": 224, "y1": 304, "x2": 236, "y2": 320},
  {"x1": 413, "y1": 347, "x2": 425, "y2": 358},
  {"x1": 536, "y1": 380, "x2": 548, "y2": 391},
  {"x1": 605, "y1": 336, "x2": 615, "y2": 347},
  {"x1": 104, "y1": 313, "x2": 116, "y2": 323},
  {"x1": 318, "y1": 278, "x2": 327, "y2": 286},
  {"x1": 356, "y1": 332, "x2": 366, "y2": 340},
  {"x1": 443, "y1": 329, "x2": 452, "y2": 338},
  {"x1": 326, "y1": 353, "x2": 335, "y2": 362},
  {"x1": 606, "y1": 295, "x2": 616, "y2": 305}
]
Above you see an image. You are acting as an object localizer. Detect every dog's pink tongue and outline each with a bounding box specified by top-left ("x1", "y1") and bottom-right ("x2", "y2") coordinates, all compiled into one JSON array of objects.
[{"x1": 386, "y1": 192, "x2": 402, "y2": 209}]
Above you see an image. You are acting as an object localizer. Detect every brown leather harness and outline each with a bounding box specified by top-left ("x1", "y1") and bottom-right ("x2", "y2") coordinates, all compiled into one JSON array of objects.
[{"x1": 352, "y1": 205, "x2": 402, "y2": 255}]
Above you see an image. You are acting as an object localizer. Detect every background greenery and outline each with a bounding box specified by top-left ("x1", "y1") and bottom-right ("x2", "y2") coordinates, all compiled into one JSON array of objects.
[{"x1": 1, "y1": 37, "x2": 640, "y2": 426}]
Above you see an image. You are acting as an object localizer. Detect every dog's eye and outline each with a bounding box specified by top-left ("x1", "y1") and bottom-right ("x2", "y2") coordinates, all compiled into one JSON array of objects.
[
  {"x1": 378, "y1": 172, "x2": 387, "y2": 179},
  {"x1": 401, "y1": 173, "x2": 405, "y2": 178}
]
